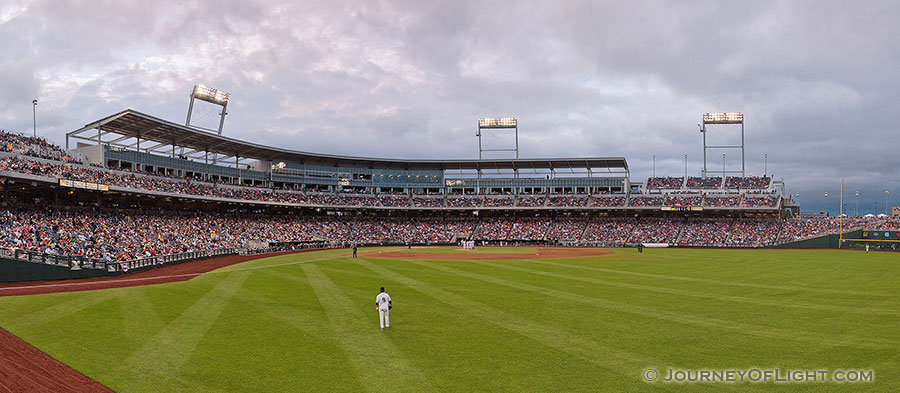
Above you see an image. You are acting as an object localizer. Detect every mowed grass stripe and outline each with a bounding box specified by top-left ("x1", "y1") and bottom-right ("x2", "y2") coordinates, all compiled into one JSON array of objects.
[
  {"x1": 116, "y1": 288, "x2": 165, "y2": 343},
  {"x1": 211, "y1": 254, "x2": 339, "y2": 274},
  {"x1": 235, "y1": 285, "x2": 330, "y2": 338},
  {"x1": 404, "y1": 259, "x2": 897, "y2": 350},
  {"x1": 116, "y1": 271, "x2": 250, "y2": 390},
  {"x1": 353, "y1": 258, "x2": 664, "y2": 378},
  {"x1": 300, "y1": 263, "x2": 434, "y2": 393},
  {"x1": 541, "y1": 254, "x2": 894, "y2": 298},
  {"x1": 469, "y1": 259, "x2": 900, "y2": 316},
  {"x1": 4, "y1": 291, "x2": 117, "y2": 331}
]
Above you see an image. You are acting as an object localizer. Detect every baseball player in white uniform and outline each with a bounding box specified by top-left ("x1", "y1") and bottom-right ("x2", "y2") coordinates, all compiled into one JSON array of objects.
[{"x1": 376, "y1": 286, "x2": 392, "y2": 330}]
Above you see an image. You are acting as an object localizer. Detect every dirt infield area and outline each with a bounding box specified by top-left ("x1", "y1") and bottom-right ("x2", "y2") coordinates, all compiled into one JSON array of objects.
[
  {"x1": 0, "y1": 249, "x2": 309, "y2": 393},
  {"x1": 360, "y1": 247, "x2": 613, "y2": 260}
]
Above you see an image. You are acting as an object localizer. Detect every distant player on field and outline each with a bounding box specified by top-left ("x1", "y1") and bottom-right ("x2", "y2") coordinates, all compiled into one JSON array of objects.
[{"x1": 376, "y1": 286, "x2": 392, "y2": 330}]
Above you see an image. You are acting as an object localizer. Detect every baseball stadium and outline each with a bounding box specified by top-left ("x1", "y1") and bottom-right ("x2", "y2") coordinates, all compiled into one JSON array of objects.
[{"x1": 0, "y1": 93, "x2": 897, "y2": 393}]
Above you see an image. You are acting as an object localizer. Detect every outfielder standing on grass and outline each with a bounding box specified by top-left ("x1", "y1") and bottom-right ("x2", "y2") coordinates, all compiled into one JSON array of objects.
[{"x1": 376, "y1": 286, "x2": 392, "y2": 330}]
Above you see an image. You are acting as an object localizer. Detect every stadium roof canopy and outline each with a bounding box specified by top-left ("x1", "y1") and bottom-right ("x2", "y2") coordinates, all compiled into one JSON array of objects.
[{"x1": 67, "y1": 109, "x2": 628, "y2": 173}]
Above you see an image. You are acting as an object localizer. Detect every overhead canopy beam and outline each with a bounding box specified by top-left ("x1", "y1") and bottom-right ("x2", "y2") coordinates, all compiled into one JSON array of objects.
[{"x1": 68, "y1": 109, "x2": 630, "y2": 172}]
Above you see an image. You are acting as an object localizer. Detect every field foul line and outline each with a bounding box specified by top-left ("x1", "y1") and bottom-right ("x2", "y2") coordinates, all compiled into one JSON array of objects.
[{"x1": 0, "y1": 256, "x2": 339, "y2": 293}]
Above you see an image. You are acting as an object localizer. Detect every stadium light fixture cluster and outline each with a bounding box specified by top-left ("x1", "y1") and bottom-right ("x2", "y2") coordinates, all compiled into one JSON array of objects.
[
  {"x1": 192, "y1": 84, "x2": 230, "y2": 105},
  {"x1": 478, "y1": 117, "x2": 517, "y2": 128},
  {"x1": 703, "y1": 112, "x2": 743, "y2": 124}
]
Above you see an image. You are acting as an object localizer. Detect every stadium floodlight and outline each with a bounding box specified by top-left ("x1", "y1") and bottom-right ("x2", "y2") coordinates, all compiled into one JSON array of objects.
[
  {"x1": 478, "y1": 118, "x2": 517, "y2": 128},
  {"x1": 192, "y1": 84, "x2": 230, "y2": 105},
  {"x1": 186, "y1": 84, "x2": 230, "y2": 135},
  {"x1": 476, "y1": 117, "x2": 518, "y2": 159},
  {"x1": 702, "y1": 112, "x2": 743, "y2": 124},
  {"x1": 700, "y1": 112, "x2": 744, "y2": 178}
]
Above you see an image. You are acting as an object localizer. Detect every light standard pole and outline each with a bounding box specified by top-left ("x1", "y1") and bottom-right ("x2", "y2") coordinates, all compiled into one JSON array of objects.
[
  {"x1": 856, "y1": 191, "x2": 859, "y2": 217},
  {"x1": 652, "y1": 154, "x2": 656, "y2": 178},
  {"x1": 764, "y1": 153, "x2": 767, "y2": 177},
  {"x1": 32, "y1": 99, "x2": 38, "y2": 138},
  {"x1": 886, "y1": 190, "x2": 890, "y2": 215},
  {"x1": 824, "y1": 192, "x2": 828, "y2": 216},
  {"x1": 684, "y1": 154, "x2": 688, "y2": 178},
  {"x1": 722, "y1": 153, "x2": 726, "y2": 178}
]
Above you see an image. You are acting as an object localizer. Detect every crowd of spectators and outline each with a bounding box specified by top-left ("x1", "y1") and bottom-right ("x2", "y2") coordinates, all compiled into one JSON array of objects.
[
  {"x1": 446, "y1": 196, "x2": 482, "y2": 208},
  {"x1": 516, "y1": 196, "x2": 546, "y2": 207},
  {"x1": 646, "y1": 177, "x2": 684, "y2": 189},
  {"x1": 704, "y1": 195, "x2": 742, "y2": 207},
  {"x1": 4, "y1": 202, "x2": 898, "y2": 262},
  {"x1": 412, "y1": 196, "x2": 444, "y2": 207},
  {"x1": 677, "y1": 220, "x2": 731, "y2": 246},
  {"x1": 686, "y1": 177, "x2": 722, "y2": 189},
  {"x1": 666, "y1": 196, "x2": 701, "y2": 207},
  {"x1": 628, "y1": 219, "x2": 682, "y2": 243},
  {"x1": 5, "y1": 129, "x2": 896, "y2": 263},
  {"x1": 725, "y1": 176, "x2": 771, "y2": 189},
  {"x1": 474, "y1": 218, "x2": 513, "y2": 239},
  {"x1": 547, "y1": 218, "x2": 586, "y2": 240},
  {"x1": 629, "y1": 196, "x2": 664, "y2": 207},
  {"x1": 484, "y1": 196, "x2": 515, "y2": 207},
  {"x1": 728, "y1": 220, "x2": 780, "y2": 246},
  {"x1": 777, "y1": 217, "x2": 841, "y2": 242},
  {"x1": 506, "y1": 218, "x2": 551, "y2": 240},
  {"x1": 0, "y1": 130, "x2": 80, "y2": 163},
  {"x1": 589, "y1": 196, "x2": 626, "y2": 207},
  {"x1": 0, "y1": 152, "x2": 788, "y2": 211},
  {"x1": 547, "y1": 195, "x2": 586, "y2": 207},
  {"x1": 581, "y1": 219, "x2": 637, "y2": 245},
  {"x1": 377, "y1": 195, "x2": 410, "y2": 207},
  {"x1": 641, "y1": 176, "x2": 772, "y2": 191},
  {"x1": 742, "y1": 195, "x2": 779, "y2": 208},
  {"x1": 0, "y1": 206, "x2": 316, "y2": 262}
]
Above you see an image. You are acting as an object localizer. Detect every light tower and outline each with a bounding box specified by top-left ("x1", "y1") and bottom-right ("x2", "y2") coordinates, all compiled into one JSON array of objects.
[
  {"x1": 32, "y1": 99, "x2": 38, "y2": 137},
  {"x1": 476, "y1": 117, "x2": 518, "y2": 159},
  {"x1": 700, "y1": 112, "x2": 744, "y2": 178},
  {"x1": 186, "y1": 84, "x2": 230, "y2": 134}
]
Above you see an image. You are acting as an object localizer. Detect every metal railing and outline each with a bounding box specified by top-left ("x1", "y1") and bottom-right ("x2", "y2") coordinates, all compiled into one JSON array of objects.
[
  {"x1": 4, "y1": 249, "x2": 110, "y2": 270},
  {"x1": 117, "y1": 247, "x2": 238, "y2": 272},
  {"x1": 115, "y1": 241, "x2": 331, "y2": 273},
  {"x1": 3, "y1": 241, "x2": 332, "y2": 276}
]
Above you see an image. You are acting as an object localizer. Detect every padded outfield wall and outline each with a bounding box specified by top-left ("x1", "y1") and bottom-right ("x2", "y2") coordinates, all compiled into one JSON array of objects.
[{"x1": 772, "y1": 230, "x2": 900, "y2": 250}]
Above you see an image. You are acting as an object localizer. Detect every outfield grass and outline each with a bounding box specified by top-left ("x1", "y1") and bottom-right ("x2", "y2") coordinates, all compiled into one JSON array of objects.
[{"x1": 0, "y1": 247, "x2": 898, "y2": 392}]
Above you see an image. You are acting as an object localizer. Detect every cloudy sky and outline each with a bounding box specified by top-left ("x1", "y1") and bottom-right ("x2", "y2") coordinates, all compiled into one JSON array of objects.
[{"x1": 1, "y1": 0, "x2": 898, "y2": 214}]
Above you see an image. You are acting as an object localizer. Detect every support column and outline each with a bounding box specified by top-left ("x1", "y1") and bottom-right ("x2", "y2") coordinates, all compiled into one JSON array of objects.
[{"x1": 136, "y1": 135, "x2": 141, "y2": 172}]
